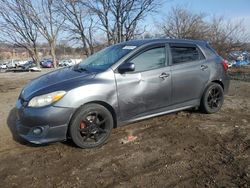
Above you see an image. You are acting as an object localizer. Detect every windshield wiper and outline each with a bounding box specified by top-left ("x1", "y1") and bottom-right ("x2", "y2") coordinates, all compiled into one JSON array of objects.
[
  {"x1": 72, "y1": 64, "x2": 89, "y2": 72},
  {"x1": 76, "y1": 67, "x2": 88, "y2": 72}
]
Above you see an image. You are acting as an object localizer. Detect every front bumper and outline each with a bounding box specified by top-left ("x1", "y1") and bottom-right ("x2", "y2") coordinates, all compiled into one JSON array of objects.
[{"x1": 15, "y1": 99, "x2": 75, "y2": 144}]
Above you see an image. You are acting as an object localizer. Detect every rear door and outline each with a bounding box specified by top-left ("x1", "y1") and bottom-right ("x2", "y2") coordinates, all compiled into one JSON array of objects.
[
  {"x1": 115, "y1": 44, "x2": 172, "y2": 120},
  {"x1": 169, "y1": 43, "x2": 210, "y2": 105}
]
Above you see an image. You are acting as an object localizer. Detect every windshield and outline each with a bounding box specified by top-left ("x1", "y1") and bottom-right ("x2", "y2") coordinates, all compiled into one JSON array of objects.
[{"x1": 78, "y1": 44, "x2": 136, "y2": 71}]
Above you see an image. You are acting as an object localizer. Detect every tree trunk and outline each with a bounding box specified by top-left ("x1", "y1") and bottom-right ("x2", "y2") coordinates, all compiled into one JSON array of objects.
[
  {"x1": 107, "y1": 32, "x2": 112, "y2": 45},
  {"x1": 50, "y1": 40, "x2": 57, "y2": 68},
  {"x1": 33, "y1": 44, "x2": 40, "y2": 67},
  {"x1": 86, "y1": 39, "x2": 94, "y2": 55},
  {"x1": 27, "y1": 47, "x2": 39, "y2": 67},
  {"x1": 82, "y1": 39, "x2": 90, "y2": 57}
]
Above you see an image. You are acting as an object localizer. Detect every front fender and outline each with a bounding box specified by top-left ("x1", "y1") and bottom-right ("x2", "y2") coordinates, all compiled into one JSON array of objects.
[{"x1": 54, "y1": 69, "x2": 119, "y2": 115}]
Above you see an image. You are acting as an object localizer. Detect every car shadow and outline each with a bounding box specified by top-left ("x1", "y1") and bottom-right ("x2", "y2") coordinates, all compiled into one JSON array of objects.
[{"x1": 61, "y1": 139, "x2": 78, "y2": 148}]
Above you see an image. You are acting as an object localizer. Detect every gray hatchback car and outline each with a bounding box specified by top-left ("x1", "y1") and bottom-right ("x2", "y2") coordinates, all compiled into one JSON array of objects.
[{"x1": 16, "y1": 39, "x2": 229, "y2": 148}]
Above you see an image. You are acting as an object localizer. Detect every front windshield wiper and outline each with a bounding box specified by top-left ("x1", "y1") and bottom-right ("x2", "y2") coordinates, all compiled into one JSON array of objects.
[{"x1": 72, "y1": 64, "x2": 89, "y2": 73}]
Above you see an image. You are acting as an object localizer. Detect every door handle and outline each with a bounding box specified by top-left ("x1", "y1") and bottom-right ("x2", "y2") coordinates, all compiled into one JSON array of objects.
[
  {"x1": 200, "y1": 64, "x2": 208, "y2": 71},
  {"x1": 159, "y1": 72, "x2": 170, "y2": 79}
]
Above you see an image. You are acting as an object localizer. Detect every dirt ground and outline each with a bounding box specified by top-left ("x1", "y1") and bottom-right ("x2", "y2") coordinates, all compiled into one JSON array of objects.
[{"x1": 0, "y1": 70, "x2": 249, "y2": 188}]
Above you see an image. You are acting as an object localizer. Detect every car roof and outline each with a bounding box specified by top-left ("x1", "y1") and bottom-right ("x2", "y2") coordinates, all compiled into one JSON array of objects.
[{"x1": 119, "y1": 38, "x2": 208, "y2": 47}]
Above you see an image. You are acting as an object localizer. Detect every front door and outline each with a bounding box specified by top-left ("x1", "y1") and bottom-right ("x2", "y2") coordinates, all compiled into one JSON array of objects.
[{"x1": 115, "y1": 45, "x2": 172, "y2": 121}]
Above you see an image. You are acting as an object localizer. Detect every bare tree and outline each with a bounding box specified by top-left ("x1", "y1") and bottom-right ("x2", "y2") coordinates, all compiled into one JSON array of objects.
[
  {"x1": 207, "y1": 16, "x2": 248, "y2": 58},
  {"x1": 0, "y1": 0, "x2": 40, "y2": 65},
  {"x1": 161, "y1": 6, "x2": 208, "y2": 39},
  {"x1": 160, "y1": 6, "x2": 248, "y2": 58},
  {"x1": 85, "y1": 0, "x2": 114, "y2": 45},
  {"x1": 28, "y1": 0, "x2": 65, "y2": 67},
  {"x1": 86, "y1": 0, "x2": 159, "y2": 44},
  {"x1": 116, "y1": 0, "x2": 159, "y2": 43},
  {"x1": 57, "y1": 0, "x2": 96, "y2": 56}
]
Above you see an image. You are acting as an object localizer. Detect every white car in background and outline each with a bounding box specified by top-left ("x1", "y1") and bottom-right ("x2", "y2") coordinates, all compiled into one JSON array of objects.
[
  {"x1": 72, "y1": 59, "x2": 82, "y2": 64},
  {"x1": 0, "y1": 63, "x2": 7, "y2": 69},
  {"x1": 59, "y1": 59, "x2": 82, "y2": 67},
  {"x1": 16, "y1": 60, "x2": 28, "y2": 67},
  {"x1": 59, "y1": 59, "x2": 74, "y2": 67},
  {"x1": 6, "y1": 61, "x2": 16, "y2": 69}
]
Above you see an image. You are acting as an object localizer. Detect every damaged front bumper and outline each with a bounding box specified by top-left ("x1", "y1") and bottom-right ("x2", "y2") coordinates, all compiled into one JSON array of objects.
[{"x1": 15, "y1": 99, "x2": 75, "y2": 144}]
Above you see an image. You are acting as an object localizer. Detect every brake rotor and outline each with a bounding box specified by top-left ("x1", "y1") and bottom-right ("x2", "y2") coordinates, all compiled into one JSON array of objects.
[{"x1": 80, "y1": 121, "x2": 87, "y2": 129}]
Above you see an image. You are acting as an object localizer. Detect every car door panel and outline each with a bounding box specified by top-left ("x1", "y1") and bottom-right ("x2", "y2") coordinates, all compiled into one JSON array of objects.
[
  {"x1": 115, "y1": 67, "x2": 171, "y2": 120},
  {"x1": 114, "y1": 44, "x2": 172, "y2": 121},
  {"x1": 169, "y1": 43, "x2": 210, "y2": 105},
  {"x1": 171, "y1": 61, "x2": 210, "y2": 105}
]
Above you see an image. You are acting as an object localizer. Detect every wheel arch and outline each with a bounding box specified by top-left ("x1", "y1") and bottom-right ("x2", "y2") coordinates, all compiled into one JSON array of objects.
[
  {"x1": 68, "y1": 101, "x2": 118, "y2": 134},
  {"x1": 211, "y1": 80, "x2": 224, "y2": 90},
  {"x1": 86, "y1": 101, "x2": 118, "y2": 129},
  {"x1": 200, "y1": 80, "x2": 224, "y2": 99},
  {"x1": 199, "y1": 79, "x2": 225, "y2": 107}
]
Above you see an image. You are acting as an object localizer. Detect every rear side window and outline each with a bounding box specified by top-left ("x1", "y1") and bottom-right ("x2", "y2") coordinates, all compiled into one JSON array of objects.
[
  {"x1": 170, "y1": 44, "x2": 205, "y2": 64},
  {"x1": 204, "y1": 43, "x2": 218, "y2": 57}
]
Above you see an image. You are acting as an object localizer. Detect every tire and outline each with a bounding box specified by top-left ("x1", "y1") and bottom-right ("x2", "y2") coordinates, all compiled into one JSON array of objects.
[
  {"x1": 200, "y1": 83, "x2": 224, "y2": 114},
  {"x1": 69, "y1": 104, "x2": 113, "y2": 148}
]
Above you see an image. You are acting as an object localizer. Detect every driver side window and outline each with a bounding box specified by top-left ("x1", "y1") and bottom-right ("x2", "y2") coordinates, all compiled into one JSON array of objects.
[{"x1": 131, "y1": 47, "x2": 166, "y2": 72}]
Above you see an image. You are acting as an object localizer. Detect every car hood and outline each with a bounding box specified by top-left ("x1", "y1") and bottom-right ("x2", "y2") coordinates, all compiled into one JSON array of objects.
[{"x1": 21, "y1": 67, "x2": 96, "y2": 100}]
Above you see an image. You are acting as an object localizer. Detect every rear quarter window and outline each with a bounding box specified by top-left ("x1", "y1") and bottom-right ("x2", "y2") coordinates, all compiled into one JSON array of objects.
[
  {"x1": 204, "y1": 43, "x2": 218, "y2": 57},
  {"x1": 170, "y1": 44, "x2": 205, "y2": 64}
]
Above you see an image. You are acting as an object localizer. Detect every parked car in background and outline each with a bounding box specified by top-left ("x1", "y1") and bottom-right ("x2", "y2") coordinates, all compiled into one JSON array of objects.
[
  {"x1": 59, "y1": 59, "x2": 74, "y2": 67},
  {"x1": 229, "y1": 51, "x2": 250, "y2": 67},
  {"x1": 59, "y1": 59, "x2": 82, "y2": 67},
  {"x1": 40, "y1": 59, "x2": 54, "y2": 68},
  {"x1": 0, "y1": 63, "x2": 7, "y2": 69},
  {"x1": 73, "y1": 59, "x2": 82, "y2": 64},
  {"x1": 16, "y1": 60, "x2": 27, "y2": 67},
  {"x1": 20, "y1": 61, "x2": 37, "y2": 70},
  {"x1": 14, "y1": 61, "x2": 40, "y2": 72},
  {"x1": 16, "y1": 39, "x2": 229, "y2": 149},
  {"x1": 6, "y1": 60, "x2": 16, "y2": 69}
]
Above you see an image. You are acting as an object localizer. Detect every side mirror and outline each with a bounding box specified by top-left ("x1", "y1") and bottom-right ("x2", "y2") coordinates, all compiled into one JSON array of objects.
[{"x1": 118, "y1": 62, "x2": 135, "y2": 74}]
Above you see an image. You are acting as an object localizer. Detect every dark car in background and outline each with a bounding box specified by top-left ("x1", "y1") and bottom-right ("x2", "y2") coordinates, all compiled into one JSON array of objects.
[
  {"x1": 40, "y1": 59, "x2": 54, "y2": 68},
  {"x1": 15, "y1": 39, "x2": 229, "y2": 148},
  {"x1": 20, "y1": 61, "x2": 37, "y2": 70}
]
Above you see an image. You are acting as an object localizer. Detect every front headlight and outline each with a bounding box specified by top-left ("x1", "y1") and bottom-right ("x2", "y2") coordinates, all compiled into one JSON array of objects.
[{"x1": 28, "y1": 91, "x2": 66, "y2": 107}]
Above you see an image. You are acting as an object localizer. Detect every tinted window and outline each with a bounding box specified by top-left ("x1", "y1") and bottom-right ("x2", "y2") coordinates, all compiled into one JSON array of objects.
[
  {"x1": 170, "y1": 45, "x2": 205, "y2": 64},
  {"x1": 131, "y1": 47, "x2": 165, "y2": 72}
]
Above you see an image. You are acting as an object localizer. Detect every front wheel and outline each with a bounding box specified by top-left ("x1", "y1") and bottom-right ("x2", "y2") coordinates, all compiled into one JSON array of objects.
[
  {"x1": 69, "y1": 104, "x2": 113, "y2": 148},
  {"x1": 200, "y1": 83, "x2": 224, "y2": 114}
]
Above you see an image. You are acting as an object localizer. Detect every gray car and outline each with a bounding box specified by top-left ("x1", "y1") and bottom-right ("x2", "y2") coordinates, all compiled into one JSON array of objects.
[{"x1": 15, "y1": 39, "x2": 229, "y2": 148}]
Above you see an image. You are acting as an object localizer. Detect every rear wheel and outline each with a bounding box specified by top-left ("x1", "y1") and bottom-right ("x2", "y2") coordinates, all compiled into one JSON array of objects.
[
  {"x1": 200, "y1": 83, "x2": 224, "y2": 114},
  {"x1": 69, "y1": 104, "x2": 113, "y2": 148}
]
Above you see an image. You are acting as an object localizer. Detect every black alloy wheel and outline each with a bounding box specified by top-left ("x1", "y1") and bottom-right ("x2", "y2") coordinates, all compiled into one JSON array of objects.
[
  {"x1": 70, "y1": 104, "x2": 113, "y2": 148},
  {"x1": 200, "y1": 83, "x2": 224, "y2": 114}
]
